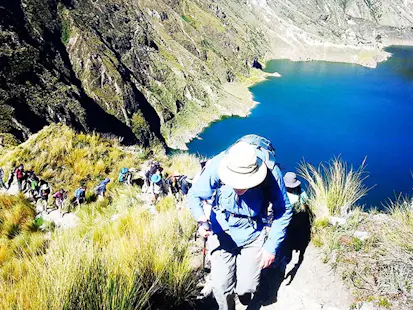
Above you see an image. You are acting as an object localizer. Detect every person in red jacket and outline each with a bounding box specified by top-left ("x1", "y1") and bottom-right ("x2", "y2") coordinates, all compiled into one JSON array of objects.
[
  {"x1": 52, "y1": 188, "x2": 67, "y2": 213},
  {"x1": 15, "y1": 164, "x2": 25, "y2": 192}
]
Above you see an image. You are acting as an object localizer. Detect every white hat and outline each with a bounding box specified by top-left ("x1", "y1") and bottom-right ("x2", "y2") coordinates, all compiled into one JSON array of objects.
[
  {"x1": 284, "y1": 172, "x2": 301, "y2": 188},
  {"x1": 218, "y1": 142, "x2": 267, "y2": 189}
]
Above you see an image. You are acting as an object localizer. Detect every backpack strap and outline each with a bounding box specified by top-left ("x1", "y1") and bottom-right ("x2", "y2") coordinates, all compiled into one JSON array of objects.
[{"x1": 214, "y1": 135, "x2": 279, "y2": 222}]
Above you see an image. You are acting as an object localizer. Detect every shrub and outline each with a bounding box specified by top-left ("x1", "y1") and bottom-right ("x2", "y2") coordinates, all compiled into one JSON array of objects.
[
  {"x1": 166, "y1": 153, "x2": 203, "y2": 178},
  {"x1": 299, "y1": 157, "x2": 370, "y2": 217}
]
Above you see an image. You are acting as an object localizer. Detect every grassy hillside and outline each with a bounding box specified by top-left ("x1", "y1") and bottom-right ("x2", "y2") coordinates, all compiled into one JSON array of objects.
[
  {"x1": 300, "y1": 158, "x2": 413, "y2": 309},
  {"x1": 1, "y1": 125, "x2": 412, "y2": 309},
  {"x1": 0, "y1": 188, "x2": 198, "y2": 309},
  {"x1": 0, "y1": 124, "x2": 202, "y2": 309},
  {"x1": 0, "y1": 123, "x2": 152, "y2": 195}
]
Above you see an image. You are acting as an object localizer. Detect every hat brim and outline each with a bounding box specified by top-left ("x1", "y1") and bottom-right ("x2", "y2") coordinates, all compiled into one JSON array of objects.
[
  {"x1": 285, "y1": 179, "x2": 301, "y2": 188},
  {"x1": 218, "y1": 156, "x2": 267, "y2": 189}
]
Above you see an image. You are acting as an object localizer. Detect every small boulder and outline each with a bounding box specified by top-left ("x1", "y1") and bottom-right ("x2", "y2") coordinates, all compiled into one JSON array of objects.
[
  {"x1": 353, "y1": 231, "x2": 369, "y2": 241},
  {"x1": 360, "y1": 302, "x2": 379, "y2": 310},
  {"x1": 329, "y1": 216, "x2": 346, "y2": 226}
]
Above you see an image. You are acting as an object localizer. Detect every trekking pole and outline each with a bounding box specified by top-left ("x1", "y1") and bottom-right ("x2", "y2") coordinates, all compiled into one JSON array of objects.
[
  {"x1": 200, "y1": 221, "x2": 210, "y2": 271},
  {"x1": 202, "y1": 236, "x2": 207, "y2": 270}
]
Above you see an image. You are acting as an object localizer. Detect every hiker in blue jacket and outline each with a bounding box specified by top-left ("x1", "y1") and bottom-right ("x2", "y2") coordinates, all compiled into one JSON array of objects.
[
  {"x1": 187, "y1": 136, "x2": 292, "y2": 310},
  {"x1": 94, "y1": 178, "x2": 110, "y2": 198},
  {"x1": 74, "y1": 184, "x2": 87, "y2": 206}
]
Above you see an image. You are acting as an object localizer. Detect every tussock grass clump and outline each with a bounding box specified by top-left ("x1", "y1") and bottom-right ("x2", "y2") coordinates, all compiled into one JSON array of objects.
[
  {"x1": 299, "y1": 157, "x2": 370, "y2": 217},
  {"x1": 0, "y1": 188, "x2": 198, "y2": 309},
  {"x1": 315, "y1": 201, "x2": 413, "y2": 309},
  {"x1": 383, "y1": 196, "x2": 413, "y2": 253},
  {"x1": 0, "y1": 194, "x2": 48, "y2": 281},
  {"x1": 166, "y1": 153, "x2": 203, "y2": 178}
]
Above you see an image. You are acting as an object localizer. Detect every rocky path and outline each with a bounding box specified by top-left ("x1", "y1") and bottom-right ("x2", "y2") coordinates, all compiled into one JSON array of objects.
[
  {"x1": 259, "y1": 245, "x2": 353, "y2": 310},
  {"x1": 1, "y1": 182, "x2": 79, "y2": 229},
  {"x1": 200, "y1": 241, "x2": 354, "y2": 310}
]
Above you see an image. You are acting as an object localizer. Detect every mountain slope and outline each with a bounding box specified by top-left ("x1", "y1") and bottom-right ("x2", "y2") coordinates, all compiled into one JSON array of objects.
[{"x1": 1, "y1": 0, "x2": 412, "y2": 148}]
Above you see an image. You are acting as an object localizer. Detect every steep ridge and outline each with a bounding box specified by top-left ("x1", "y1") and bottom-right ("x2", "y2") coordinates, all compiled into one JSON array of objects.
[{"x1": 1, "y1": 0, "x2": 413, "y2": 148}]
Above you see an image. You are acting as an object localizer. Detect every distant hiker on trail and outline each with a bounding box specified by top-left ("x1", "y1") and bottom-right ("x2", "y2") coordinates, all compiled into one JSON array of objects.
[
  {"x1": 74, "y1": 184, "x2": 87, "y2": 206},
  {"x1": 0, "y1": 167, "x2": 7, "y2": 190},
  {"x1": 27, "y1": 171, "x2": 40, "y2": 198},
  {"x1": 165, "y1": 174, "x2": 181, "y2": 199},
  {"x1": 284, "y1": 172, "x2": 309, "y2": 212},
  {"x1": 187, "y1": 135, "x2": 292, "y2": 310},
  {"x1": 40, "y1": 183, "x2": 51, "y2": 212},
  {"x1": 150, "y1": 173, "x2": 165, "y2": 205},
  {"x1": 6, "y1": 167, "x2": 15, "y2": 190},
  {"x1": 283, "y1": 172, "x2": 312, "y2": 273},
  {"x1": 15, "y1": 164, "x2": 25, "y2": 192},
  {"x1": 118, "y1": 168, "x2": 132, "y2": 185},
  {"x1": 143, "y1": 160, "x2": 153, "y2": 190},
  {"x1": 145, "y1": 161, "x2": 163, "y2": 186},
  {"x1": 166, "y1": 173, "x2": 193, "y2": 200},
  {"x1": 52, "y1": 189, "x2": 67, "y2": 213},
  {"x1": 178, "y1": 175, "x2": 192, "y2": 196},
  {"x1": 94, "y1": 178, "x2": 110, "y2": 198}
]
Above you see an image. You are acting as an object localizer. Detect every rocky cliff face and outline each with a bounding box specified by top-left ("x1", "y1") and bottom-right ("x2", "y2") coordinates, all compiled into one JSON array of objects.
[{"x1": 1, "y1": 0, "x2": 412, "y2": 148}]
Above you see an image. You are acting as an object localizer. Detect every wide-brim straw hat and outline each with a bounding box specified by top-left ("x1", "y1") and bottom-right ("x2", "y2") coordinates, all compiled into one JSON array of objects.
[
  {"x1": 284, "y1": 172, "x2": 301, "y2": 188},
  {"x1": 218, "y1": 141, "x2": 267, "y2": 189}
]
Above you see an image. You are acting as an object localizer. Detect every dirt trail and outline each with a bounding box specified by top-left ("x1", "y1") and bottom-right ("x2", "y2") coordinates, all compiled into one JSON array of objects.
[
  {"x1": 258, "y1": 244, "x2": 353, "y2": 310},
  {"x1": 199, "y1": 237, "x2": 354, "y2": 310}
]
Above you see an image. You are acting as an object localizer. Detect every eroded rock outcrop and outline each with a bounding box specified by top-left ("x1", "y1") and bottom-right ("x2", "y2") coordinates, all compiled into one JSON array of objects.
[{"x1": 1, "y1": 0, "x2": 412, "y2": 148}]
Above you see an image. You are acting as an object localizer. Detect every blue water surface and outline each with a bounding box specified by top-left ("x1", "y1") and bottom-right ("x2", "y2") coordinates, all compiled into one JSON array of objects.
[{"x1": 187, "y1": 46, "x2": 413, "y2": 207}]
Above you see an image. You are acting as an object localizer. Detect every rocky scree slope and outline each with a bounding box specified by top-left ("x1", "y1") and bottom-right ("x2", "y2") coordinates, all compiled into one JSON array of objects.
[{"x1": 1, "y1": 0, "x2": 413, "y2": 149}]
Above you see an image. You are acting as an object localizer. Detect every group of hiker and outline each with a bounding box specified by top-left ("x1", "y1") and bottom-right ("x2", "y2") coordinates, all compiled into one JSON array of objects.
[
  {"x1": 0, "y1": 164, "x2": 111, "y2": 213},
  {"x1": 136, "y1": 160, "x2": 192, "y2": 205},
  {"x1": 0, "y1": 159, "x2": 193, "y2": 214},
  {"x1": 187, "y1": 134, "x2": 309, "y2": 310},
  {"x1": 0, "y1": 165, "x2": 56, "y2": 211}
]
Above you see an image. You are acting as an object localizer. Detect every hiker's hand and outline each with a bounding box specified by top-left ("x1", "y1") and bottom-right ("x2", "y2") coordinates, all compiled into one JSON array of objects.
[
  {"x1": 259, "y1": 248, "x2": 275, "y2": 269},
  {"x1": 197, "y1": 216, "x2": 211, "y2": 238}
]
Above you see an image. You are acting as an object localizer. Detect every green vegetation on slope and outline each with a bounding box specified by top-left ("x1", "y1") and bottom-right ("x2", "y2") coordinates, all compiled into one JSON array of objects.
[
  {"x1": 0, "y1": 123, "x2": 155, "y2": 195},
  {"x1": 0, "y1": 188, "x2": 198, "y2": 309},
  {"x1": 0, "y1": 194, "x2": 48, "y2": 279},
  {"x1": 301, "y1": 158, "x2": 413, "y2": 309},
  {"x1": 0, "y1": 125, "x2": 200, "y2": 309}
]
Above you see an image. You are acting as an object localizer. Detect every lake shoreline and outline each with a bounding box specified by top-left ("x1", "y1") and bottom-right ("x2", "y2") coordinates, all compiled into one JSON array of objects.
[
  {"x1": 185, "y1": 45, "x2": 413, "y2": 206},
  {"x1": 168, "y1": 43, "x2": 412, "y2": 151}
]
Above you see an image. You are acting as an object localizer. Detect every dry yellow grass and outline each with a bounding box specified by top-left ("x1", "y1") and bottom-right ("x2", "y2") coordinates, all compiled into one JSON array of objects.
[
  {"x1": 0, "y1": 187, "x2": 198, "y2": 309},
  {"x1": 0, "y1": 124, "x2": 146, "y2": 197},
  {"x1": 299, "y1": 157, "x2": 370, "y2": 217}
]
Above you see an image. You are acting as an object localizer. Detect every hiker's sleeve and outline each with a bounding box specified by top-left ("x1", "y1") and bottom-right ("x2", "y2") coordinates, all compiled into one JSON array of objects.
[
  {"x1": 263, "y1": 166, "x2": 292, "y2": 255},
  {"x1": 187, "y1": 154, "x2": 222, "y2": 221}
]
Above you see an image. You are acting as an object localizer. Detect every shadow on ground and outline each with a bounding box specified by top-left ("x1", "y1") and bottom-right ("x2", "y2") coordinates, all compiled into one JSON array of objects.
[{"x1": 196, "y1": 209, "x2": 313, "y2": 310}]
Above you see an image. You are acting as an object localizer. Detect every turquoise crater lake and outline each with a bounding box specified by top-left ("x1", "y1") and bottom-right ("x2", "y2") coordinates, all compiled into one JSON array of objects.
[{"x1": 187, "y1": 46, "x2": 413, "y2": 207}]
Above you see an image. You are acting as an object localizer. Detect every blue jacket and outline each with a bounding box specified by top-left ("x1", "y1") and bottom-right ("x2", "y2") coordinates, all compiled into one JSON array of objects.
[
  {"x1": 95, "y1": 178, "x2": 110, "y2": 195},
  {"x1": 187, "y1": 152, "x2": 292, "y2": 255},
  {"x1": 74, "y1": 188, "x2": 85, "y2": 198}
]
